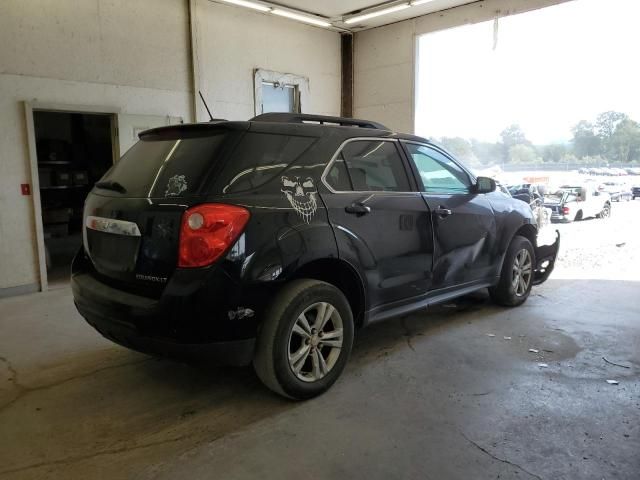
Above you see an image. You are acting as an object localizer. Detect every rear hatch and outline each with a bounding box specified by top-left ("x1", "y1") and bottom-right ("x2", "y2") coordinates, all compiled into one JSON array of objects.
[
  {"x1": 83, "y1": 124, "x2": 246, "y2": 296},
  {"x1": 82, "y1": 122, "x2": 320, "y2": 296}
]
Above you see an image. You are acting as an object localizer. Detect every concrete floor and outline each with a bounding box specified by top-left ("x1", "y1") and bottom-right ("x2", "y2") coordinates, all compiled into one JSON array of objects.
[{"x1": 1, "y1": 278, "x2": 639, "y2": 479}]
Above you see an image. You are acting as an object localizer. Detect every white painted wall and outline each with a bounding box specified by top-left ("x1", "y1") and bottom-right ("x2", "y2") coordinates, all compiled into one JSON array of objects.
[
  {"x1": 0, "y1": 0, "x2": 193, "y2": 292},
  {"x1": 193, "y1": 0, "x2": 341, "y2": 121},
  {"x1": 0, "y1": 0, "x2": 342, "y2": 293},
  {"x1": 354, "y1": 0, "x2": 573, "y2": 134}
]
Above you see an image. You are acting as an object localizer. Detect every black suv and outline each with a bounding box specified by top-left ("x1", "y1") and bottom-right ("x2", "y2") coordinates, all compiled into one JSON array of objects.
[{"x1": 72, "y1": 113, "x2": 559, "y2": 399}]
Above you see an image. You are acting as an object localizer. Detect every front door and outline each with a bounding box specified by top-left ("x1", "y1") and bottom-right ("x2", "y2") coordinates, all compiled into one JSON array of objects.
[
  {"x1": 321, "y1": 139, "x2": 434, "y2": 309},
  {"x1": 402, "y1": 142, "x2": 497, "y2": 289}
]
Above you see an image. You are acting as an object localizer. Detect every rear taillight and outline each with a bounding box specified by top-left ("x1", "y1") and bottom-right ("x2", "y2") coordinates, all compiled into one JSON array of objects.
[
  {"x1": 178, "y1": 204, "x2": 250, "y2": 268},
  {"x1": 562, "y1": 206, "x2": 570, "y2": 215}
]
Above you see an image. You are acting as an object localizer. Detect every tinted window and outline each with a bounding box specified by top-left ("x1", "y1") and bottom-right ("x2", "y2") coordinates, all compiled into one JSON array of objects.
[
  {"x1": 99, "y1": 134, "x2": 228, "y2": 198},
  {"x1": 98, "y1": 131, "x2": 316, "y2": 197},
  {"x1": 219, "y1": 133, "x2": 316, "y2": 193},
  {"x1": 325, "y1": 157, "x2": 352, "y2": 191},
  {"x1": 406, "y1": 144, "x2": 471, "y2": 193},
  {"x1": 339, "y1": 140, "x2": 410, "y2": 192}
]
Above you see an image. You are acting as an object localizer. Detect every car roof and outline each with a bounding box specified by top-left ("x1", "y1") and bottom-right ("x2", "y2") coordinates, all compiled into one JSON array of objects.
[{"x1": 140, "y1": 114, "x2": 430, "y2": 144}]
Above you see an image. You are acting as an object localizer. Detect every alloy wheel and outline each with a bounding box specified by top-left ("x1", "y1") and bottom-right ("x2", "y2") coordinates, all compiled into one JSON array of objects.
[
  {"x1": 511, "y1": 249, "x2": 532, "y2": 297},
  {"x1": 288, "y1": 302, "x2": 343, "y2": 382}
]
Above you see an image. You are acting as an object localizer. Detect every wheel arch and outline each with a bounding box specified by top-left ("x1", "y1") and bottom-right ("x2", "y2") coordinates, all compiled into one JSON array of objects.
[
  {"x1": 290, "y1": 258, "x2": 367, "y2": 327},
  {"x1": 513, "y1": 223, "x2": 537, "y2": 249}
]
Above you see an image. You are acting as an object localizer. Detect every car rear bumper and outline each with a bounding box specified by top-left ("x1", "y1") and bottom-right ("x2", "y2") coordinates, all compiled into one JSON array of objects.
[
  {"x1": 71, "y1": 266, "x2": 257, "y2": 367},
  {"x1": 549, "y1": 213, "x2": 571, "y2": 223}
]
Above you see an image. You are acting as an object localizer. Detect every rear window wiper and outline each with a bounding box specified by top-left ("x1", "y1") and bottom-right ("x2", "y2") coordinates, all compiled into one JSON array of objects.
[{"x1": 94, "y1": 180, "x2": 127, "y2": 194}]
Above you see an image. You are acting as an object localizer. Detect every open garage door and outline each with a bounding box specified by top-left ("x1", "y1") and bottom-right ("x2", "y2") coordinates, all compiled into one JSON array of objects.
[{"x1": 116, "y1": 114, "x2": 183, "y2": 157}]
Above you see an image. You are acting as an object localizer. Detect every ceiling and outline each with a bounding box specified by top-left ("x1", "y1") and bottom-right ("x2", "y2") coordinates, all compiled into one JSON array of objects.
[{"x1": 272, "y1": 0, "x2": 477, "y2": 30}]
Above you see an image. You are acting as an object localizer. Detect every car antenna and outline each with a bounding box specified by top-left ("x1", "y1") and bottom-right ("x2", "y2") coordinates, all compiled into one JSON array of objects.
[{"x1": 198, "y1": 90, "x2": 214, "y2": 122}]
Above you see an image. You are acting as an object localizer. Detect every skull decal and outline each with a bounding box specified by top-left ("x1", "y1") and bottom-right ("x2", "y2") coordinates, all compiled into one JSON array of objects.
[
  {"x1": 165, "y1": 174, "x2": 187, "y2": 197},
  {"x1": 281, "y1": 176, "x2": 317, "y2": 224}
]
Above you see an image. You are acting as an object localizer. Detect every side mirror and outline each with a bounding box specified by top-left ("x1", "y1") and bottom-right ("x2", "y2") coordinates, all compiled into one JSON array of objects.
[{"x1": 475, "y1": 176, "x2": 496, "y2": 194}]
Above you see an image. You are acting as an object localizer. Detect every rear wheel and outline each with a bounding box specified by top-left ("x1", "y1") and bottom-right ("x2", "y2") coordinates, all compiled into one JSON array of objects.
[
  {"x1": 253, "y1": 279, "x2": 354, "y2": 399},
  {"x1": 490, "y1": 236, "x2": 535, "y2": 307}
]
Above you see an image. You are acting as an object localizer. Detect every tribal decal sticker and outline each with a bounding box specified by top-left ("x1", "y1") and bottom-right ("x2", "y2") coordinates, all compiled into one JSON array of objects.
[
  {"x1": 165, "y1": 174, "x2": 187, "y2": 197},
  {"x1": 281, "y1": 176, "x2": 317, "y2": 224}
]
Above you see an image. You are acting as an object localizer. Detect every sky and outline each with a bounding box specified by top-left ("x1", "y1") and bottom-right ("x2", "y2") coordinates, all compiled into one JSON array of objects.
[{"x1": 415, "y1": 0, "x2": 640, "y2": 145}]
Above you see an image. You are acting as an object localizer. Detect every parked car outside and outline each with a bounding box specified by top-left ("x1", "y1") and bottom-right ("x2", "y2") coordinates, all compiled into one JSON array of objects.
[
  {"x1": 71, "y1": 113, "x2": 560, "y2": 399},
  {"x1": 544, "y1": 184, "x2": 611, "y2": 222},
  {"x1": 632, "y1": 184, "x2": 640, "y2": 200},
  {"x1": 602, "y1": 181, "x2": 633, "y2": 202},
  {"x1": 507, "y1": 183, "x2": 543, "y2": 204}
]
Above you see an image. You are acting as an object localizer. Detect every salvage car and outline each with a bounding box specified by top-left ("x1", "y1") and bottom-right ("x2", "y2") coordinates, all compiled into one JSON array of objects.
[
  {"x1": 544, "y1": 184, "x2": 611, "y2": 222},
  {"x1": 602, "y1": 181, "x2": 633, "y2": 202},
  {"x1": 72, "y1": 113, "x2": 560, "y2": 399}
]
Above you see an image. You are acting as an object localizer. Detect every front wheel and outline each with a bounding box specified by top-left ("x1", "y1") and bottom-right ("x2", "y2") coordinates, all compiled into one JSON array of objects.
[
  {"x1": 490, "y1": 235, "x2": 535, "y2": 307},
  {"x1": 253, "y1": 279, "x2": 354, "y2": 400},
  {"x1": 597, "y1": 203, "x2": 611, "y2": 219}
]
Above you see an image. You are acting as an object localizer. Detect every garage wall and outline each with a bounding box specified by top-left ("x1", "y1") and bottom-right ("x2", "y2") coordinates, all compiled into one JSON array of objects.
[
  {"x1": 0, "y1": 0, "x2": 193, "y2": 294},
  {"x1": 353, "y1": 0, "x2": 574, "y2": 133},
  {"x1": 193, "y1": 0, "x2": 341, "y2": 121}
]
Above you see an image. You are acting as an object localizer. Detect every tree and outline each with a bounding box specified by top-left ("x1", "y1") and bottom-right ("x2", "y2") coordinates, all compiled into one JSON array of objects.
[
  {"x1": 540, "y1": 143, "x2": 568, "y2": 163},
  {"x1": 595, "y1": 111, "x2": 628, "y2": 139},
  {"x1": 508, "y1": 144, "x2": 541, "y2": 164},
  {"x1": 437, "y1": 137, "x2": 473, "y2": 162},
  {"x1": 571, "y1": 120, "x2": 601, "y2": 158},
  {"x1": 608, "y1": 118, "x2": 640, "y2": 163},
  {"x1": 500, "y1": 124, "x2": 530, "y2": 148},
  {"x1": 499, "y1": 124, "x2": 530, "y2": 162},
  {"x1": 470, "y1": 139, "x2": 502, "y2": 166}
]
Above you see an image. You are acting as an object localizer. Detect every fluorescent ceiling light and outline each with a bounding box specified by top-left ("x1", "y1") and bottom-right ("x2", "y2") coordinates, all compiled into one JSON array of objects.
[
  {"x1": 344, "y1": 3, "x2": 410, "y2": 24},
  {"x1": 410, "y1": 0, "x2": 437, "y2": 5},
  {"x1": 220, "y1": 0, "x2": 270, "y2": 12},
  {"x1": 272, "y1": 9, "x2": 332, "y2": 27}
]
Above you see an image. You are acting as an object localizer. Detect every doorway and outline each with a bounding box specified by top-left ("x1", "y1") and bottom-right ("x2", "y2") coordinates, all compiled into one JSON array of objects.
[{"x1": 33, "y1": 110, "x2": 115, "y2": 288}]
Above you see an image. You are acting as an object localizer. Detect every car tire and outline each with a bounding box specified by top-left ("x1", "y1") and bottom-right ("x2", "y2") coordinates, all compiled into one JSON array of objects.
[
  {"x1": 596, "y1": 203, "x2": 611, "y2": 219},
  {"x1": 489, "y1": 235, "x2": 535, "y2": 307},
  {"x1": 253, "y1": 279, "x2": 354, "y2": 400}
]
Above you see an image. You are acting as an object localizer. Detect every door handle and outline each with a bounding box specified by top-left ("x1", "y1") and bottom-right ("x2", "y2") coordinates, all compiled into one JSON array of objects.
[
  {"x1": 434, "y1": 206, "x2": 453, "y2": 217},
  {"x1": 345, "y1": 203, "x2": 371, "y2": 216}
]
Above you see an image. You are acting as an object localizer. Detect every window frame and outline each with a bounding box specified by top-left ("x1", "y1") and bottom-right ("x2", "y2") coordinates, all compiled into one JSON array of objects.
[
  {"x1": 260, "y1": 81, "x2": 300, "y2": 114},
  {"x1": 400, "y1": 140, "x2": 477, "y2": 195},
  {"x1": 254, "y1": 69, "x2": 308, "y2": 116},
  {"x1": 321, "y1": 137, "x2": 418, "y2": 194}
]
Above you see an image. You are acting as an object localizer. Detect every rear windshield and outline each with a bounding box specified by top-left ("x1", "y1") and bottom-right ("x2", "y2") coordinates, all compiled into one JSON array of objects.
[
  {"x1": 99, "y1": 134, "x2": 228, "y2": 198},
  {"x1": 97, "y1": 131, "x2": 316, "y2": 198}
]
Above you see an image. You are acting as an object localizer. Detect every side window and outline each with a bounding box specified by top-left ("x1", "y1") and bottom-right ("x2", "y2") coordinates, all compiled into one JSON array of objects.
[
  {"x1": 338, "y1": 140, "x2": 411, "y2": 192},
  {"x1": 325, "y1": 155, "x2": 352, "y2": 191},
  {"x1": 405, "y1": 144, "x2": 471, "y2": 193}
]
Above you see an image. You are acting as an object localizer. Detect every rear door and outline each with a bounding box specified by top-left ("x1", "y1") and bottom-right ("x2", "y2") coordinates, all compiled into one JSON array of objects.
[
  {"x1": 401, "y1": 142, "x2": 497, "y2": 288},
  {"x1": 321, "y1": 138, "x2": 434, "y2": 308}
]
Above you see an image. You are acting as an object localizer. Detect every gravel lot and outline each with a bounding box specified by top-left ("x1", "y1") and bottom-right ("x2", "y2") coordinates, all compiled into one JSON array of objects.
[{"x1": 539, "y1": 198, "x2": 640, "y2": 281}]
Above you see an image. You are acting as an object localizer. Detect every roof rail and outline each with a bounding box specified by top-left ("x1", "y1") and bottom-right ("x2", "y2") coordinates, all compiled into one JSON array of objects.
[{"x1": 250, "y1": 113, "x2": 389, "y2": 130}]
